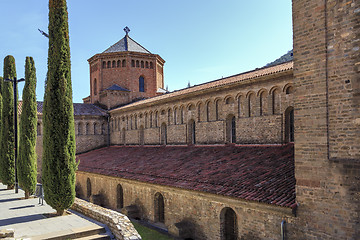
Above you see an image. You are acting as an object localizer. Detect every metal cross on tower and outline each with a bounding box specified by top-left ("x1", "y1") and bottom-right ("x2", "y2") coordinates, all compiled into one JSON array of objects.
[{"x1": 123, "y1": 26, "x2": 130, "y2": 35}]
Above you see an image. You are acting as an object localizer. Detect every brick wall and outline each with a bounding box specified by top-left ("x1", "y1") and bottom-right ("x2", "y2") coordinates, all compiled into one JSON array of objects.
[
  {"x1": 293, "y1": 0, "x2": 360, "y2": 239},
  {"x1": 76, "y1": 171, "x2": 300, "y2": 240}
]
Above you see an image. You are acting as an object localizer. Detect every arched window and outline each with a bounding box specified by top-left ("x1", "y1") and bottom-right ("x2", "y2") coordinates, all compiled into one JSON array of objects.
[
  {"x1": 93, "y1": 123, "x2": 97, "y2": 135},
  {"x1": 150, "y1": 113, "x2": 153, "y2": 128},
  {"x1": 102, "y1": 61, "x2": 106, "y2": 68},
  {"x1": 112, "y1": 60, "x2": 116, "y2": 68},
  {"x1": 215, "y1": 100, "x2": 220, "y2": 120},
  {"x1": 188, "y1": 120, "x2": 196, "y2": 144},
  {"x1": 86, "y1": 178, "x2": 92, "y2": 199},
  {"x1": 248, "y1": 93, "x2": 255, "y2": 117},
  {"x1": 237, "y1": 96, "x2": 242, "y2": 118},
  {"x1": 85, "y1": 123, "x2": 90, "y2": 135},
  {"x1": 139, "y1": 126, "x2": 144, "y2": 145},
  {"x1": 285, "y1": 85, "x2": 294, "y2": 94},
  {"x1": 78, "y1": 122, "x2": 83, "y2": 135},
  {"x1": 141, "y1": 61, "x2": 144, "y2": 68},
  {"x1": 150, "y1": 62, "x2": 153, "y2": 69},
  {"x1": 226, "y1": 115, "x2": 236, "y2": 143},
  {"x1": 122, "y1": 59, "x2": 126, "y2": 67},
  {"x1": 145, "y1": 113, "x2": 148, "y2": 128},
  {"x1": 117, "y1": 184, "x2": 124, "y2": 209},
  {"x1": 272, "y1": 89, "x2": 280, "y2": 114},
  {"x1": 93, "y1": 78, "x2": 97, "y2": 95},
  {"x1": 154, "y1": 193, "x2": 165, "y2": 223},
  {"x1": 285, "y1": 107, "x2": 294, "y2": 143},
  {"x1": 220, "y1": 208, "x2": 237, "y2": 240},
  {"x1": 259, "y1": 92, "x2": 265, "y2": 116},
  {"x1": 155, "y1": 112, "x2": 158, "y2": 127},
  {"x1": 139, "y1": 76, "x2": 145, "y2": 92},
  {"x1": 136, "y1": 60, "x2": 140, "y2": 67},
  {"x1": 131, "y1": 60, "x2": 135, "y2": 67},
  {"x1": 130, "y1": 116, "x2": 133, "y2": 130},
  {"x1": 197, "y1": 103, "x2": 202, "y2": 122},
  {"x1": 101, "y1": 123, "x2": 105, "y2": 134},
  {"x1": 180, "y1": 107, "x2": 184, "y2": 124},
  {"x1": 117, "y1": 60, "x2": 121, "y2": 67},
  {"x1": 134, "y1": 115, "x2": 138, "y2": 129},
  {"x1": 145, "y1": 61, "x2": 149, "y2": 68},
  {"x1": 107, "y1": 61, "x2": 111, "y2": 68},
  {"x1": 168, "y1": 109, "x2": 171, "y2": 125},
  {"x1": 161, "y1": 123, "x2": 167, "y2": 145},
  {"x1": 174, "y1": 108, "x2": 177, "y2": 125},
  {"x1": 37, "y1": 122, "x2": 41, "y2": 136},
  {"x1": 206, "y1": 102, "x2": 210, "y2": 121}
]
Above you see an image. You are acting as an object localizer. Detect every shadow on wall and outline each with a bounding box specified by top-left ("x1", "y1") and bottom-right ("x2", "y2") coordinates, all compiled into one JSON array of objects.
[{"x1": 171, "y1": 218, "x2": 207, "y2": 240}]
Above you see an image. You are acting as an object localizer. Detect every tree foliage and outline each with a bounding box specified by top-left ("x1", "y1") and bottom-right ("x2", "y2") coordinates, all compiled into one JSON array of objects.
[
  {"x1": 18, "y1": 57, "x2": 37, "y2": 198},
  {"x1": 42, "y1": 0, "x2": 77, "y2": 215},
  {"x1": 0, "y1": 56, "x2": 17, "y2": 188}
]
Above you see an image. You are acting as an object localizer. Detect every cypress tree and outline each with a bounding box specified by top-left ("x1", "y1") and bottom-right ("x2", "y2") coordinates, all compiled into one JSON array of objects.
[
  {"x1": 42, "y1": 0, "x2": 77, "y2": 215},
  {"x1": 1, "y1": 56, "x2": 17, "y2": 189},
  {"x1": 18, "y1": 57, "x2": 37, "y2": 199},
  {"x1": 0, "y1": 76, "x2": 2, "y2": 183}
]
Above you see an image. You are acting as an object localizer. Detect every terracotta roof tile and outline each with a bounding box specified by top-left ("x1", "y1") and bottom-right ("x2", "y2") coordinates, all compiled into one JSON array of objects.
[{"x1": 77, "y1": 144, "x2": 296, "y2": 208}]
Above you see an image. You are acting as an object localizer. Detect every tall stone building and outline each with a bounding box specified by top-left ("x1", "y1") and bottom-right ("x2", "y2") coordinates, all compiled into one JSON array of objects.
[{"x1": 32, "y1": 1, "x2": 359, "y2": 239}]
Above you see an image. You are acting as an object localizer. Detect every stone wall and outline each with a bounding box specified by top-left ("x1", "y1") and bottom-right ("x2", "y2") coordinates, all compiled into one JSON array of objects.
[
  {"x1": 293, "y1": 0, "x2": 360, "y2": 239},
  {"x1": 71, "y1": 197, "x2": 141, "y2": 240},
  {"x1": 76, "y1": 171, "x2": 299, "y2": 240},
  {"x1": 109, "y1": 73, "x2": 294, "y2": 146}
]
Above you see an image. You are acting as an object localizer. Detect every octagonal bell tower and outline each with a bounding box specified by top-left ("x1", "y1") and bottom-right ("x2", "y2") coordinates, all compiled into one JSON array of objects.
[{"x1": 84, "y1": 27, "x2": 166, "y2": 109}]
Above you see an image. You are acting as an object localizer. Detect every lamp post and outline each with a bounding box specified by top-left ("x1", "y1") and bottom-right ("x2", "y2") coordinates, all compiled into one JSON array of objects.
[{"x1": 4, "y1": 77, "x2": 25, "y2": 193}]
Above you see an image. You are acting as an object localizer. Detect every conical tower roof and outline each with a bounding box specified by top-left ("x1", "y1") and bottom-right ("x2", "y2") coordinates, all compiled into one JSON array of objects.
[{"x1": 103, "y1": 27, "x2": 151, "y2": 54}]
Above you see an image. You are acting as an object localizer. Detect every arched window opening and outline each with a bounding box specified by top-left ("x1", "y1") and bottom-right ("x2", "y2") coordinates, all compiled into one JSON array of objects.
[
  {"x1": 141, "y1": 61, "x2": 144, "y2": 68},
  {"x1": 139, "y1": 76, "x2": 145, "y2": 92},
  {"x1": 168, "y1": 109, "x2": 171, "y2": 125},
  {"x1": 112, "y1": 60, "x2": 116, "y2": 68},
  {"x1": 155, "y1": 112, "x2": 158, "y2": 127},
  {"x1": 78, "y1": 122, "x2": 83, "y2": 135},
  {"x1": 206, "y1": 102, "x2": 210, "y2": 121},
  {"x1": 150, "y1": 113, "x2": 153, "y2": 128},
  {"x1": 225, "y1": 97, "x2": 234, "y2": 105},
  {"x1": 85, "y1": 123, "x2": 90, "y2": 135},
  {"x1": 117, "y1": 60, "x2": 121, "y2": 67},
  {"x1": 215, "y1": 100, "x2": 220, "y2": 120},
  {"x1": 259, "y1": 92, "x2": 265, "y2": 116},
  {"x1": 220, "y1": 208, "x2": 237, "y2": 240},
  {"x1": 93, "y1": 123, "x2": 97, "y2": 135},
  {"x1": 161, "y1": 123, "x2": 167, "y2": 145},
  {"x1": 139, "y1": 126, "x2": 144, "y2": 145},
  {"x1": 130, "y1": 116, "x2": 133, "y2": 130},
  {"x1": 101, "y1": 123, "x2": 105, "y2": 135},
  {"x1": 117, "y1": 184, "x2": 124, "y2": 209},
  {"x1": 145, "y1": 113, "x2": 148, "y2": 128},
  {"x1": 180, "y1": 107, "x2": 184, "y2": 124},
  {"x1": 122, "y1": 59, "x2": 126, "y2": 67},
  {"x1": 131, "y1": 60, "x2": 135, "y2": 67},
  {"x1": 136, "y1": 60, "x2": 140, "y2": 68},
  {"x1": 285, "y1": 107, "x2": 295, "y2": 143},
  {"x1": 145, "y1": 61, "x2": 149, "y2": 68},
  {"x1": 237, "y1": 96, "x2": 242, "y2": 118},
  {"x1": 188, "y1": 120, "x2": 196, "y2": 145},
  {"x1": 226, "y1": 115, "x2": 236, "y2": 143},
  {"x1": 93, "y1": 78, "x2": 97, "y2": 95},
  {"x1": 37, "y1": 122, "x2": 41, "y2": 136},
  {"x1": 174, "y1": 108, "x2": 177, "y2": 125},
  {"x1": 150, "y1": 62, "x2": 153, "y2": 69},
  {"x1": 272, "y1": 89, "x2": 280, "y2": 114},
  {"x1": 154, "y1": 193, "x2": 165, "y2": 223},
  {"x1": 134, "y1": 115, "x2": 138, "y2": 129},
  {"x1": 197, "y1": 103, "x2": 202, "y2": 122},
  {"x1": 107, "y1": 61, "x2": 111, "y2": 68},
  {"x1": 102, "y1": 61, "x2": 106, "y2": 69},
  {"x1": 248, "y1": 93, "x2": 255, "y2": 117},
  {"x1": 86, "y1": 178, "x2": 92, "y2": 199}
]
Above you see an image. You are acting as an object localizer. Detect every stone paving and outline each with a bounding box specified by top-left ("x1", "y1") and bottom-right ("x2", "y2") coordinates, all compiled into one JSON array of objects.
[{"x1": 0, "y1": 183, "x2": 108, "y2": 239}]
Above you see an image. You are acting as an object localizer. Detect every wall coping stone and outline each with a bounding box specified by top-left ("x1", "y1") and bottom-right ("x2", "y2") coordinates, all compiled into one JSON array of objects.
[{"x1": 71, "y1": 198, "x2": 141, "y2": 240}]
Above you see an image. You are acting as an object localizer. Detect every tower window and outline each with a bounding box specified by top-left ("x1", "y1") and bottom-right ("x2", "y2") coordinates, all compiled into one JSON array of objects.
[
  {"x1": 122, "y1": 59, "x2": 126, "y2": 67},
  {"x1": 131, "y1": 60, "x2": 135, "y2": 67},
  {"x1": 136, "y1": 60, "x2": 140, "y2": 67},
  {"x1": 150, "y1": 62, "x2": 153, "y2": 69},
  {"x1": 107, "y1": 61, "x2": 111, "y2": 68},
  {"x1": 139, "y1": 76, "x2": 145, "y2": 92},
  {"x1": 141, "y1": 61, "x2": 144, "y2": 68},
  {"x1": 145, "y1": 61, "x2": 149, "y2": 68}
]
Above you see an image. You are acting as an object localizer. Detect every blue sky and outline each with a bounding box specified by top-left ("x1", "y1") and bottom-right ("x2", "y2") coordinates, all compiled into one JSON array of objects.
[{"x1": 0, "y1": 1, "x2": 292, "y2": 103}]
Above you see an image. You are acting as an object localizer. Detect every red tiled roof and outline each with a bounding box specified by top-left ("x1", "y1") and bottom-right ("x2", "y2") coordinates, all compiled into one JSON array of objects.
[
  {"x1": 110, "y1": 61, "x2": 293, "y2": 112},
  {"x1": 77, "y1": 144, "x2": 296, "y2": 208}
]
